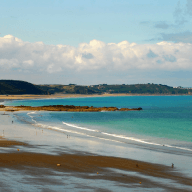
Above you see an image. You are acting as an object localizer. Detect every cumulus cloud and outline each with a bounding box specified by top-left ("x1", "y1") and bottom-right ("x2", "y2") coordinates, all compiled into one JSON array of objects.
[
  {"x1": 147, "y1": 50, "x2": 158, "y2": 58},
  {"x1": 163, "y1": 55, "x2": 177, "y2": 62},
  {"x1": 82, "y1": 53, "x2": 94, "y2": 59},
  {"x1": 0, "y1": 35, "x2": 192, "y2": 74}
]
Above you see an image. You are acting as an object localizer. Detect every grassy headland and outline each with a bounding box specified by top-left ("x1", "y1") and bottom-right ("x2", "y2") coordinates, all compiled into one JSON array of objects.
[
  {"x1": 0, "y1": 80, "x2": 191, "y2": 95},
  {"x1": 38, "y1": 83, "x2": 192, "y2": 95}
]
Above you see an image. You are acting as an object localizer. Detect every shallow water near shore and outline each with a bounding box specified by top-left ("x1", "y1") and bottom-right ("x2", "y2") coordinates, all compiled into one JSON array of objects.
[{"x1": 7, "y1": 96, "x2": 192, "y2": 148}]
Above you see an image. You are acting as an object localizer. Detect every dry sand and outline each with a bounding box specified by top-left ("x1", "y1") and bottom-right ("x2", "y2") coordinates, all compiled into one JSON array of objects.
[
  {"x1": 0, "y1": 93, "x2": 170, "y2": 101},
  {"x1": 0, "y1": 93, "x2": 131, "y2": 100}
]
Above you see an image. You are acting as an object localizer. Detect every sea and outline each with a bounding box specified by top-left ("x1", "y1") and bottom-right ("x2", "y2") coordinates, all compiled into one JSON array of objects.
[{"x1": 4, "y1": 95, "x2": 192, "y2": 155}]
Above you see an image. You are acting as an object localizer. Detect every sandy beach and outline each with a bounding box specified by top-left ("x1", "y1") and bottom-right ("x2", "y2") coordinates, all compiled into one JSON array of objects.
[
  {"x1": 0, "y1": 93, "x2": 185, "y2": 101},
  {"x1": 0, "y1": 106, "x2": 192, "y2": 191},
  {"x1": 0, "y1": 93, "x2": 132, "y2": 100}
]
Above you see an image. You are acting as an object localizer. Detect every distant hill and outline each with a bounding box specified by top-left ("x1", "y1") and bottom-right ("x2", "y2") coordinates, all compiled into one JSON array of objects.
[
  {"x1": 0, "y1": 80, "x2": 47, "y2": 95},
  {"x1": 0, "y1": 80, "x2": 191, "y2": 95},
  {"x1": 89, "y1": 84, "x2": 192, "y2": 95},
  {"x1": 38, "y1": 83, "x2": 192, "y2": 95},
  {"x1": 38, "y1": 84, "x2": 97, "y2": 94}
]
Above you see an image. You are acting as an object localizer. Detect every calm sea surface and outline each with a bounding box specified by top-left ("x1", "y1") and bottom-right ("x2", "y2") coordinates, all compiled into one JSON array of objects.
[{"x1": 5, "y1": 96, "x2": 192, "y2": 153}]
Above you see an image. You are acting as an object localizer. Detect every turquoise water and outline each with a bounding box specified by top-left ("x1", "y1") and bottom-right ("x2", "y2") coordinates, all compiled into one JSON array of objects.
[{"x1": 6, "y1": 96, "x2": 192, "y2": 152}]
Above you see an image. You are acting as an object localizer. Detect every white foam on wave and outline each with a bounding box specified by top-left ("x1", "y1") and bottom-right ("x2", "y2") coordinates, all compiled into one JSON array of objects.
[
  {"x1": 27, "y1": 111, "x2": 38, "y2": 123},
  {"x1": 34, "y1": 122, "x2": 85, "y2": 135},
  {"x1": 100, "y1": 110, "x2": 114, "y2": 112},
  {"x1": 101, "y1": 132, "x2": 161, "y2": 146},
  {"x1": 101, "y1": 132, "x2": 192, "y2": 152},
  {"x1": 26, "y1": 112, "x2": 123, "y2": 144},
  {"x1": 163, "y1": 144, "x2": 192, "y2": 152},
  {"x1": 62, "y1": 122, "x2": 98, "y2": 132},
  {"x1": 27, "y1": 112, "x2": 37, "y2": 115},
  {"x1": 32, "y1": 122, "x2": 123, "y2": 144},
  {"x1": 26, "y1": 112, "x2": 192, "y2": 153},
  {"x1": 62, "y1": 121, "x2": 192, "y2": 152}
]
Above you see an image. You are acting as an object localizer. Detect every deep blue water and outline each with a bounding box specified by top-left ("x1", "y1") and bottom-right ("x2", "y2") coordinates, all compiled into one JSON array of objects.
[{"x1": 6, "y1": 96, "x2": 192, "y2": 152}]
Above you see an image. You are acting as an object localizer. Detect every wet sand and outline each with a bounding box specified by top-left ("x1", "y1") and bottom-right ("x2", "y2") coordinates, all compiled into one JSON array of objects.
[
  {"x1": 0, "y1": 137, "x2": 27, "y2": 147},
  {"x1": 0, "y1": 149, "x2": 192, "y2": 191},
  {"x1": 0, "y1": 110, "x2": 192, "y2": 191}
]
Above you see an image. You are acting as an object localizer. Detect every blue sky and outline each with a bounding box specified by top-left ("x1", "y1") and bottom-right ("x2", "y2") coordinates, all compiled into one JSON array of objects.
[
  {"x1": 1, "y1": 0, "x2": 192, "y2": 86},
  {"x1": 1, "y1": 0, "x2": 190, "y2": 46}
]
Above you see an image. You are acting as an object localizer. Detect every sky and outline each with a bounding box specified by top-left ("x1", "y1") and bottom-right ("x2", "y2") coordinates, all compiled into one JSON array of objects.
[{"x1": 1, "y1": 0, "x2": 192, "y2": 86}]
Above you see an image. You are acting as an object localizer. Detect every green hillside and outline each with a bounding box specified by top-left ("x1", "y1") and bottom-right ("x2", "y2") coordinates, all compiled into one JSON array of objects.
[
  {"x1": 38, "y1": 84, "x2": 97, "y2": 94},
  {"x1": 89, "y1": 84, "x2": 192, "y2": 95},
  {"x1": 0, "y1": 80, "x2": 191, "y2": 95},
  {"x1": 38, "y1": 83, "x2": 192, "y2": 95},
  {"x1": 0, "y1": 80, "x2": 47, "y2": 95}
]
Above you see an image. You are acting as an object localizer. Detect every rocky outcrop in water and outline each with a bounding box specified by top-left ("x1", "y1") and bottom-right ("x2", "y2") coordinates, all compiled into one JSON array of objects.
[{"x1": 3, "y1": 105, "x2": 142, "y2": 112}]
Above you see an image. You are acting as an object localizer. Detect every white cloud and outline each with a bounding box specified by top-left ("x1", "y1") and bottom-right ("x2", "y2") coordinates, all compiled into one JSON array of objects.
[
  {"x1": 47, "y1": 64, "x2": 62, "y2": 73},
  {"x1": 0, "y1": 35, "x2": 192, "y2": 74},
  {"x1": 23, "y1": 60, "x2": 34, "y2": 67}
]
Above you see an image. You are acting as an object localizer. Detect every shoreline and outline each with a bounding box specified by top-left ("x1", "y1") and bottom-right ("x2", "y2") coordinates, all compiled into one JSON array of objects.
[{"x1": 0, "y1": 93, "x2": 192, "y2": 101}]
